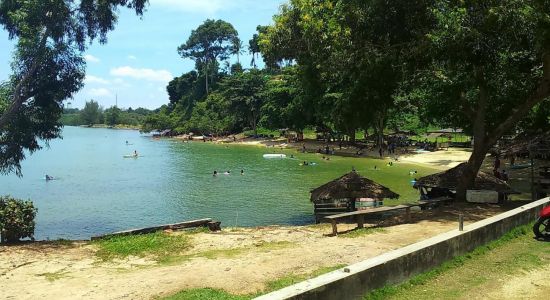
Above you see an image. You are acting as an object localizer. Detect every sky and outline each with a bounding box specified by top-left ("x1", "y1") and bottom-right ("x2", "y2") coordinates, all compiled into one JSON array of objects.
[{"x1": 0, "y1": 0, "x2": 286, "y2": 109}]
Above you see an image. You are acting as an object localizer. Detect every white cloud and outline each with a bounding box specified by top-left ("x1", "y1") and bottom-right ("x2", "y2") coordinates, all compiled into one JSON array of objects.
[
  {"x1": 88, "y1": 88, "x2": 113, "y2": 97},
  {"x1": 84, "y1": 54, "x2": 100, "y2": 63},
  {"x1": 85, "y1": 75, "x2": 110, "y2": 85},
  {"x1": 154, "y1": 0, "x2": 224, "y2": 14},
  {"x1": 127, "y1": 55, "x2": 137, "y2": 60},
  {"x1": 110, "y1": 66, "x2": 173, "y2": 82}
]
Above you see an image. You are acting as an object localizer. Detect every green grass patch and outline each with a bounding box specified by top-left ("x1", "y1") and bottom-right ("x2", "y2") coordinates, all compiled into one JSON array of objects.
[
  {"x1": 189, "y1": 241, "x2": 295, "y2": 260},
  {"x1": 339, "y1": 227, "x2": 387, "y2": 238},
  {"x1": 94, "y1": 232, "x2": 190, "y2": 262},
  {"x1": 162, "y1": 288, "x2": 250, "y2": 300},
  {"x1": 265, "y1": 264, "x2": 346, "y2": 292},
  {"x1": 37, "y1": 270, "x2": 69, "y2": 282},
  {"x1": 162, "y1": 264, "x2": 346, "y2": 300},
  {"x1": 364, "y1": 224, "x2": 550, "y2": 300}
]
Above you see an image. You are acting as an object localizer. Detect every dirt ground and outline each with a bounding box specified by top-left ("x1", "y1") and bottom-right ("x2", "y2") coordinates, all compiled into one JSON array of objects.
[
  {"x1": 0, "y1": 204, "x2": 520, "y2": 300},
  {"x1": 487, "y1": 267, "x2": 550, "y2": 299}
]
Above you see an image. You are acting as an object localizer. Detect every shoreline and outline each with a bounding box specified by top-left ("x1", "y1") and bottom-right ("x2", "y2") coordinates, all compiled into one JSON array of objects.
[{"x1": 174, "y1": 135, "x2": 472, "y2": 170}]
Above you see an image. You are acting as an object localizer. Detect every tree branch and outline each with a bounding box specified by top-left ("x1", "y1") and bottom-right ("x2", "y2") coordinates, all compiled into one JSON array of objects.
[
  {"x1": 488, "y1": 52, "x2": 550, "y2": 146},
  {"x1": 0, "y1": 30, "x2": 49, "y2": 129}
]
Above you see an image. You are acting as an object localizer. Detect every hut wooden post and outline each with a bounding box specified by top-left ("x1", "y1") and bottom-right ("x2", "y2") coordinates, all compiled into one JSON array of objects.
[{"x1": 357, "y1": 215, "x2": 365, "y2": 229}]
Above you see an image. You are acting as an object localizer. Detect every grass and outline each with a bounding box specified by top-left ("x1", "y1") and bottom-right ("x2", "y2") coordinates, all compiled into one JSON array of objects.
[
  {"x1": 94, "y1": 232, "x2": 190, "y2": 262},
  {"x1": 37, "y1": 270, "x2": 69, "y2": 282},
  {"x1": 162, "y1": 264, "x2": 346, "y2": 300},
  {"x1": 339, "y1": 227, "x2": 387, "y2": 238},
  {"x1": 183, "y1": 241, "x2": 295, "y2": 261},
  {"x1": 364, "y1": 224, "x2": 550, "y2": 300},
  {"x1": 264, "y1": 264, "x2": 346, "y2": 292}
]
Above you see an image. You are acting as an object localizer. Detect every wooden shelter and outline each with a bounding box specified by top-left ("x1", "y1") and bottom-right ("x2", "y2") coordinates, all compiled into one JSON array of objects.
[
  {"x1": 414, "y1": 163, "x2": 517, "y2": 201},
  {"x1": 310, "y1": 171, "x2": 399, "y2": 222}
]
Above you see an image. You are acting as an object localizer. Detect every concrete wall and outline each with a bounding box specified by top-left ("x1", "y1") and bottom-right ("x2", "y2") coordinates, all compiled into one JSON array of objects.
[{"x1": 256, "y1": 198, "x2": 550, "y2": 300}]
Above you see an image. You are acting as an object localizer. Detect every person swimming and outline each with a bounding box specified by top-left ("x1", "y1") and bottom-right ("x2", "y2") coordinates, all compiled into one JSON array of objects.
[
  {"x1": 45, "y1": 174, "x2": 53, "y2": 181},
  {"x1": 224, "y1": 170, "x2": 231, "y2": 175},
  {"x1": 240, "y1": 170, "x2": 244, "y2": 175},
  {"x1": 213, "y1": 170, "x2": 218, "y2": 176},
  {"x1": 133, "y1": 150, "x2": 138, "y2": 157}
]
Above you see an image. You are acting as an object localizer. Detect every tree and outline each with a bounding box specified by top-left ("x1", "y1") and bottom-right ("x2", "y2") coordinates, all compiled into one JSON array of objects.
[
  {"x1": 260, "y1": 0, "x2": 432, "y2": 145},
  {"x1": 0, "y1": 0, "x2": 147, "y2": 175},
  {"x1": 249, "y1": 25, "x2": 268, "y2": 68},
  {"x1": 419, "y1": 0, "x2": 550, "y2": 200},
  {"x1": 177, "y1": 19, "x2": 239, "y2": 95},
  {"x1": 231, "y1": 36, "x2": 243, "y2": 65},
  {"x1": 104, "y1": 106, "x2": 121, "y2": 126},
  {"x1": 220, "y1": 70, "x2": 268, "y2": 136},
  {"x1": 260, "y1": 67, "x2": 311, "y2": 133},
  {"x1": 81, "y1": 100, "x2": 102, "y2": 125}
]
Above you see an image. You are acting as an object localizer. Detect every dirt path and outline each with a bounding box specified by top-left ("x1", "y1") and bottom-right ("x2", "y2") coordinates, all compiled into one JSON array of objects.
[
  {"x1": 485, "y1": 265, "x2": 550, "y2": 299},
  {"x1": 0, "y1": 205, "x2": 510, "y2": 300}
]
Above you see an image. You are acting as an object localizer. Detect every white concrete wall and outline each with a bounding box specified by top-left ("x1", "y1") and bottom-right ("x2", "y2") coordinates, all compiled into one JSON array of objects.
[{"x1": 256, "y1": 198, "x2": 550, "y2": 300}]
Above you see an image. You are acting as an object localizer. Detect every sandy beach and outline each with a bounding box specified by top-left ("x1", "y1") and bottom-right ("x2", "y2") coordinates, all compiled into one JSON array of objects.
[{"x1": 1, "y1": 204, "x2": 515, "y2": 300}]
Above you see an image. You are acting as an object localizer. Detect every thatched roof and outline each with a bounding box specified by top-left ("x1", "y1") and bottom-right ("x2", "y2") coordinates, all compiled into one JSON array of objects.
[
  {"x1": 414, "y1": 163, "x2": 516, "y2": 193},
  {"x1": 310, "y1": 171, "x2": 399, "y2": 201},
  {"x1": 499, "y1": 132, "x2": 550, "y2": 156}
]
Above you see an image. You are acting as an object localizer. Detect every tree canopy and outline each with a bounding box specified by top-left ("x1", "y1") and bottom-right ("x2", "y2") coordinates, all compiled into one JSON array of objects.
[
  {"x1": 0, "y1": 0, "x2": 148, "y2": 175},
  {"x1": 177, "y1": 19, "x2": 239, "y2": 94}
]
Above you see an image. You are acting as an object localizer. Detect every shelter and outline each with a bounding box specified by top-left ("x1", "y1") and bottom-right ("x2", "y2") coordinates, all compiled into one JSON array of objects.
[
  {"x1": 310, "y1": 171, "x2": 399, "y2": 222},
  {"x1": 498, "y1": 132, "x2": 550, "y2": 200},
  {"x1": 414, "y1": 163, "x2": 517, "y2": 201}
]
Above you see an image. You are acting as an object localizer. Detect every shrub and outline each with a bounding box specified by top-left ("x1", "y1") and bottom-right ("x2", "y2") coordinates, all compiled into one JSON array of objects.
[{"x1": 0, "y1": 196, "x2": 37, "y2": 243}]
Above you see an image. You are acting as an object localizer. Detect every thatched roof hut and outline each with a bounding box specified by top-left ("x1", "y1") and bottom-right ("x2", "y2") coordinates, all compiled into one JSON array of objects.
[
  {"x1": 413, "y1": 163, "x2": 516, "y2": 194},
  {"x1": 310, "y1": 171, "x2": 399, "y2": 201},
  {"x1": 499, "y1": 131, "x2": 550, "y2": 157}
]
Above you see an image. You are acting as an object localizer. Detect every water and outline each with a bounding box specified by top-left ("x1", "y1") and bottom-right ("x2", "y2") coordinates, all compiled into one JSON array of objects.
[{"x1": 1, "y1": 127, "x2": 380, "y2": 240}]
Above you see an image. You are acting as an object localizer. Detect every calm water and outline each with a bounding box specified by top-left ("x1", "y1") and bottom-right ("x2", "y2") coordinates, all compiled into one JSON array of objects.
[
  {"x1": 1, "y1": 127, "x2": 433, "y2": 240},
  {"x1": 1, "y1": 127, "x2": 397, "y2": 240}
]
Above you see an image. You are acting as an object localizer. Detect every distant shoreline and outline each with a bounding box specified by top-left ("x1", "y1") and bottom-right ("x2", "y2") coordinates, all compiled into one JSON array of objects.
[{"x1": 66, "y1": 124, "x2": 141, "y2": 131}]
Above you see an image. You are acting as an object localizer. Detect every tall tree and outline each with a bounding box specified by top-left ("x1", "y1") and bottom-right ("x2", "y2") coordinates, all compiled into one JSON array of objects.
[
  {"x1": 104, "y1": 105, "x2": 121, "y2": 126},
  {"x1": 0, "y1": 0, "x2": 147, "y2": 175},
  {"x1": 249, "y1": 25, "x2": 268, "y2": 68},
  {"x1": 80, "y1": 100, "x2": 102, "y2": 125},
  {"x1": 419, "y1": 0, "x2": 550, "y2": 200},
  {"x1": 260, "y1": 0, "x2": 432, "y2": 145},
  {"x1": 221, "y1": 69, "x2": 267, "y2": 136},
  {"x1": 177, "y1": 19, "x2": 238, "y2": 95}
]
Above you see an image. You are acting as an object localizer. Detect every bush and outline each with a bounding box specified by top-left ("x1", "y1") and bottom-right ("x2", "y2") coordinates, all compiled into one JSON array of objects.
[{"x1": 0, "y1": 196, "x2": 37, "y2": 243}]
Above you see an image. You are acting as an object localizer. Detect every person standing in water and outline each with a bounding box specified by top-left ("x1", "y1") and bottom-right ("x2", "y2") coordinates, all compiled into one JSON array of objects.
[
  {"x1": 213, "y1": 171, "x2": 218, "y2": 176},
  {"x1": 133, "y1": 150, "x2": 138, "y2": 157},
  {"x1": 240, "y1": 170, "x2": 244, "y2": 175}
]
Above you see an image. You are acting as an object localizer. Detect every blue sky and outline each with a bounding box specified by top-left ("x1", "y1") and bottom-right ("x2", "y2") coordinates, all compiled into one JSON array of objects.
[{"x1": 0, "y1": 0, "x2": 285, "y2": 109}]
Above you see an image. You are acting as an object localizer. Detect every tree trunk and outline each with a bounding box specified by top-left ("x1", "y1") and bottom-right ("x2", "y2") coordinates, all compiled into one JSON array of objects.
[
  {"x1": 349, "y1": 128, "x2": 356, "y2": 144},
  {"x1": 374, "y1": 115, "x2": 385, "y2": 149},
  {"x1": 456, "y1": 67, "x2": 490, "y2": 201},
  {"x1": 205, "y1": 60, "x2": 209, "y2": 95}
]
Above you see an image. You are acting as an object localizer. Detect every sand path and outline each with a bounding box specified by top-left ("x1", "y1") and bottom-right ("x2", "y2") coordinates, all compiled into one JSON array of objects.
[{"x1": 1, "y1": 205, "x2": 508, "y2": 300}]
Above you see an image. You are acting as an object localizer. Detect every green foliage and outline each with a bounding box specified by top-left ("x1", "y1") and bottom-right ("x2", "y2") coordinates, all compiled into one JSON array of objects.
[
  {"x1": 94, "y1": 232, "x2": 190, "y2": 262},
  {"x1": 104, "y1": 106, "x2": 122, "y2": 126},
  {"x1": 0, "y1": 0, "x2": 148, "y2": 175},
  {"x1": 0, "y1": 195, "x2": 37, "y2": 243},
  {"x1": 80, "y1": 100, "x2": 103, "y2": 125},
  {"x1": 178, "y1": 19, "x2": 239, "y2": 94}
]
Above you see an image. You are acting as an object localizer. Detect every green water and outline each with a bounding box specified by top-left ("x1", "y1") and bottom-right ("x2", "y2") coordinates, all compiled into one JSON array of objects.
[{"x1": 0, "y1": 127, "x2": 437, "y2": 240}]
